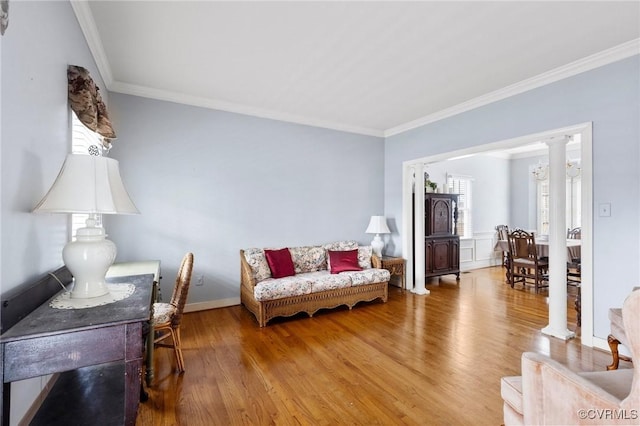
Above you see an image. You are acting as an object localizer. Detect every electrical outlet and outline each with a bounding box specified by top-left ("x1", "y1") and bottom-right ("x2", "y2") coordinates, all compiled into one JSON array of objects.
[{"x1": 196, "y1": 274, "x2": 204, "y2": 286}]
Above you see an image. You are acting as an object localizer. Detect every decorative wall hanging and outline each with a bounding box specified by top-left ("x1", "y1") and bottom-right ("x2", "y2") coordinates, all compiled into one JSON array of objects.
[
  {"x1": 1, "y1": 0, "x2": 8, "y2": 35},
  {"x1": 67, "y1": 65, "x2": 117, "y2": 145}
]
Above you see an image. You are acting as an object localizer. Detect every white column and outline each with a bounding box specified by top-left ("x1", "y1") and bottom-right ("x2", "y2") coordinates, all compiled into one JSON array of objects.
[
  {"x1": 412, "y1": 163, "x2": 429, "y2": 295},
  {"x1": 402, "y1": 164, "x2": 414, "y2": 290},
  {"x1": 542, "y1": 137, "x2": 575, "y2": 340}
]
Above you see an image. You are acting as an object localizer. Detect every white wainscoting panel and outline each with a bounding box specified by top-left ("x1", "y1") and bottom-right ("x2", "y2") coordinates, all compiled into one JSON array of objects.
[
  {"x1": 460, "y1": 239, "x2": 475, "y2": 263},
  {"x1": 460, "y1": 231, "x2": 502, "y2": 271}
]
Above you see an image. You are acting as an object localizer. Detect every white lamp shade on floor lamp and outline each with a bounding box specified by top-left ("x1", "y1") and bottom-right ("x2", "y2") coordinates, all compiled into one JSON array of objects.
[
  {"x1": 33, "y1": 154, "x2": 139, "y2": 299},
  {"x1": 365, "y1": 216, "x2": 391, "y2": 257}
]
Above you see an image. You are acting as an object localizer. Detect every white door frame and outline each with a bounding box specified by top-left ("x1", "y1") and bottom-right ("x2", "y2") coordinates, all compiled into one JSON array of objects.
[{"x1": 401, "y1": 122, "x2": 594, "y2": 346}]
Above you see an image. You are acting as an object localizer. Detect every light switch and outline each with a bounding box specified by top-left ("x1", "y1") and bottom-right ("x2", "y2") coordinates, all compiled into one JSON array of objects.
[{"x1": 599, "y1": 203, "x2": 611, "y2": 217}]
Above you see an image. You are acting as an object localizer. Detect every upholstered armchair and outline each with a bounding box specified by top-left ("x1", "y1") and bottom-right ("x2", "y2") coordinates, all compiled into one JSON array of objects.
[
  {"x1": 608, "y1": 287, "x2": 639, "y2": 370},
  {"x1": 501, "y1": 290, "x2": 639, "y2": 425}
]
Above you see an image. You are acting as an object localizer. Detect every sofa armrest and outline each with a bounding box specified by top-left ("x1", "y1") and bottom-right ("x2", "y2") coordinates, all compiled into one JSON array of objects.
[
  {"x1": 239, "y1": 250, "x2": 257, "y2": 290},
  {"x1": 371, "y1": 254, "x2": 382, "y2": 269},
  {"x1": 521, "y1": 352, "x2": 627, "y2": 425}
]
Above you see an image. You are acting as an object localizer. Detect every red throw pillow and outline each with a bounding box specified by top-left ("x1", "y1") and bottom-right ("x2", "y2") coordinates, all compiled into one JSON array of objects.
[
  {"x1": 328, "y1": 249, "x2": 362, "y2": 274},
  {"x1": 264, "y1": 248, "x2": 295, "y2": 278}
]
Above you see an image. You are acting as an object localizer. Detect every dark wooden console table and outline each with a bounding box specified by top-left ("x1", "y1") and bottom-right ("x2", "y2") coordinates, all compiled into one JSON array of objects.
[{"x1": 0, "y1": 272, "x2": 154, "y2": 425}]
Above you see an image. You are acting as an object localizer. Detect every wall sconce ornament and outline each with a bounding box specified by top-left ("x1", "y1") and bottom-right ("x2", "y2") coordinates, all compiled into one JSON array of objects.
[
  {"x1": 532, "y1": 160, "x2": 581, "y2": 181},
  {"x1": 565, "y1": 160, "x2": 581, "y2": 178},
  {"x1": 532, "y1": 162, "x2": 549, "y2": 181},
  {"x1": 1, "y1": 0, "x2": 8, "y2": 36}
]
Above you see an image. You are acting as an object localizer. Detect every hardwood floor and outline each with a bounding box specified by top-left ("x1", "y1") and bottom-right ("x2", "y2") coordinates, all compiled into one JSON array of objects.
[{"x1": 137, "y1": 266, "x2": 616, "y2": 425}]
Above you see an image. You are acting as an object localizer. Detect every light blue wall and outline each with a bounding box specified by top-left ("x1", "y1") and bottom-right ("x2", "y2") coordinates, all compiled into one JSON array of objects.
[
  {"x1": 385, "y1": 56, "x2": 640, "y2": 339},
  {"x1": 509, "y1": 147, "x2": 581, "y2": 230},
  {"x1": 422, "y1": 155, "x2": 510, "y2": 236},
  {"x1": 1, "y1": 2, "x2": 108, "y2": 424},
  {"x1": 106, "y1": 93, "x2": 385, "y2": 304},
  {"x1": 509, "y1": 155, "x2": 544, "y2": 230},
  {"x1": 1, "y1": 2, "x2": 638, "y2": 421}
]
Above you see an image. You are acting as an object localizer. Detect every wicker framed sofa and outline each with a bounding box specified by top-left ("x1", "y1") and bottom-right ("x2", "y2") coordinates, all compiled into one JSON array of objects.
[{"x1": 240, "y1": 241, "x2": 390, "y2": 327}]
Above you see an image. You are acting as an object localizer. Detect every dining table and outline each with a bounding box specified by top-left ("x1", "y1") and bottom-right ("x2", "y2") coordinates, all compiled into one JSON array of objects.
[{"x1": 494, "y1": 238, "x2": 581, "y2": 284}]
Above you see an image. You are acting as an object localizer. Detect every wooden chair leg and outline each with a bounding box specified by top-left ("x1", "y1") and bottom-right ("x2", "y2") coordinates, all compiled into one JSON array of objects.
[
  {"x1": 510, "y1": 266, "x2": 515, "y2": 288},
  {"x1": 171, "y1": 327, "x2": 185, "y2": 373},
  {"x1": 607, "y1": 334, "x2": 620, "y2": 370},
  {"x1": 176, "y1": 328, "x2": 185, "y2": 373},
  {"x1": 140, "y1": 384, "x2": 149, "y2": 402},
  {"x1": 575, "y1": 290, "x2": 581, "y2": 327}
]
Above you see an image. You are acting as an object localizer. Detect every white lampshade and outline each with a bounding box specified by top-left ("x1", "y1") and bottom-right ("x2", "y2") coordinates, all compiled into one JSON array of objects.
[
  {"x1": 365, "y1": 216, "x2": 391, "y2": 235},
  {"x1": 365, "y1": 216, "x2": 390, "y2": 257},
  {"x1": 34, "y1": 154, "x2": 139, "y2": 215},
  {"x1": 34, "y1": 154, "x2": 138, "y2": 299}
]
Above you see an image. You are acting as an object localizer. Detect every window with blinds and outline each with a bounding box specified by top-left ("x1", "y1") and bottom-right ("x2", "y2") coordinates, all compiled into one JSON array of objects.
[
  {"x1": 567, "y1": 176, "x2": 581, "y2": 230},
  {"x1": 447, "y1": 174, "x2": 473, "y2": 238},
  {"x1": 537, "y1": 174, "x2": 581, "y2": 235},
  {"x1": 537, "y1": 180, "x2": 550, "y2": 235},
  {"x1": 70, "y1": 111, "x2": 103, "y2": 240}
]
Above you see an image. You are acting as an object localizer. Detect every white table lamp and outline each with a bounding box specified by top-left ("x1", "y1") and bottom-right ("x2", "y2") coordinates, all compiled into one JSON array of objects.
[
  {"x1": 33, "y1": 154, "x2": 139, "y2": 299},
  {"x1": 365, "y1": 216, "x2": 391, "y2": 257}
]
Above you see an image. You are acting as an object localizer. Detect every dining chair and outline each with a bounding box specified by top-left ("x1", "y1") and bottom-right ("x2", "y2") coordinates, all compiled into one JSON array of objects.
[
  {"x1": 152, "y1": 252, "x2": 194, "y2": 373},
  {"x1": 495, "y1": 224, "x2": 510, "y2": 268},
  {"x1": 566, "y1": 227, "x2": 581, "y2": 286},
  {"x1": 507, "y1": 229, "x2": 548, "y2": 293}
]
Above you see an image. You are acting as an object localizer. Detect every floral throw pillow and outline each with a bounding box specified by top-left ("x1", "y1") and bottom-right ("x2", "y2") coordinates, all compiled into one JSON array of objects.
[
  {"x1": 357, "y1": 246, "x2": 373, "y2": 269},
  {"x1": 243, "y1": 248, "x2": 271, "y2": 282},
  {"x1": 289, "y1": 246, "x2": 326, "y2": 273}
]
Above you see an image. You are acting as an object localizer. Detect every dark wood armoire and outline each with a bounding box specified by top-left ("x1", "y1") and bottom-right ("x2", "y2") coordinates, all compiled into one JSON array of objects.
[{"x1": 424, "y1": 193, "x2": 460, "y2": 280}]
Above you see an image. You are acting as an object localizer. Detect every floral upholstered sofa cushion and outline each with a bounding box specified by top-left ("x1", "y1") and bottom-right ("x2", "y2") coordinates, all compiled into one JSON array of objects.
[
  {"x1": 289, "y1": 246, "x2": 326, "y2": 273},
  {"x1": 243, "y1": 241, "x2": 390, "y2": 302}
]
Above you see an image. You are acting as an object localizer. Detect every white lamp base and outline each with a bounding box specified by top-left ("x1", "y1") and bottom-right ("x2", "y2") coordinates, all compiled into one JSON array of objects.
[
  {"x1": 63, "y1": 218, "x2": 116, "y2": 299},
  {"x1": 371, "y1": 234, "x2": 384, "y2": 257}
]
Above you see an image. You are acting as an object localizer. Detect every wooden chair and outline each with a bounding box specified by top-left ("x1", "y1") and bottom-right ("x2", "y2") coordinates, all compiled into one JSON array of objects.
[
  {"x1": 495, "y1": 224, "x2": 509, "y2": 268},
  {"x1": 566, "y1": 227, "x2": 581, "y2": 286},
  {"x1": 152, "y1": 252, "x2": 194, "y2": 373},
  {"x1": 507, "y1": 229, "x2": 548, "y2": 293}
]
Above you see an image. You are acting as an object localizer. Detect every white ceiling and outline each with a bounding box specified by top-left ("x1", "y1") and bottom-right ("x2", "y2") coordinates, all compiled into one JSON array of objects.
[{"x1": 74, "y1": 1, "x2": 640, "y2": 137}]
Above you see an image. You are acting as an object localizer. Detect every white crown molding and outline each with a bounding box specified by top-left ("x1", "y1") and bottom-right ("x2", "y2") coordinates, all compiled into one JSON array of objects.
[
  {"x1": 72, "y1": 2, "x2": 637, "y2": 140},
  {"x1": 482, "y1": 137, "x2": 582, "y2": 160},
  {"x1": 71, "y1": 0, "x2": 382, "y2": 138},
  {"x1": 70, "y1": 1, "x2": 114, "y2": 87},
  {"x1": 71, "y1": 1, "x2": 382, "y2": 137},
  {"x1": 109, "y1": 81, "x2": 384, "y2": 137},
  {"x1": 384, "y1": 38, "x2": 640, "y2": 138}
]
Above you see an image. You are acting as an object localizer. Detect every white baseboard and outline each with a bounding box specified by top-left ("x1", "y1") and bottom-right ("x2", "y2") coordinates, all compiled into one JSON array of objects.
[
  {"x1": 184, "y1": 297, "x2": 240, "y2": 313},
  {"x1": 18, "y1": 374, "x2": 58, "y2": 426},
  {"x1": 592, "y1": 336, "x2": 609, "y2": 352},
  {"x1": 593, "y1": 335, "x2": 632, "y2": 358},
  {"x1": 461, "y1": 259, "x2": 498, "y2": 271}
]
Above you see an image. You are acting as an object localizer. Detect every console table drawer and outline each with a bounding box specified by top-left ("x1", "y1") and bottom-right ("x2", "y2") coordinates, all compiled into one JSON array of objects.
[
  {"x1": 1, "y1": 272, "x2": 153, "y2": 425},
  {"x1": 3, "y1": 323, "x2": 141, "y2": 382}
]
